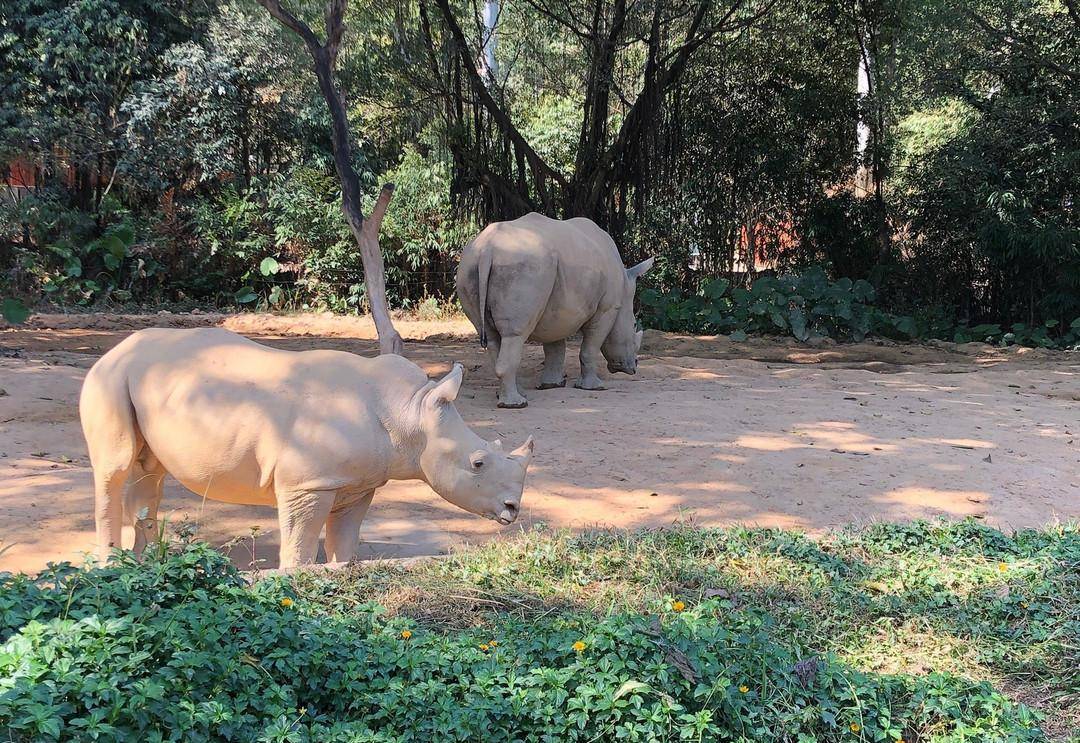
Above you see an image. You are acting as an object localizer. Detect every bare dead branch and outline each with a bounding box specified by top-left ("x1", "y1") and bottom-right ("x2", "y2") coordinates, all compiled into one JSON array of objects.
[{"x1": 258, "y1": 0, "x2": 403, "y2": 353}]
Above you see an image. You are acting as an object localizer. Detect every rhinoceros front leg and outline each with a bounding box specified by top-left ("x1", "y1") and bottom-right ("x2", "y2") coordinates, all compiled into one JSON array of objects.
[
  {"x1": 537, "y1": 339, "x2": 567, "y2": 389},
  {"x1": 495, "y1": 335, "x2": 529, "y2": 408},
  {"x1": 124, "y1": 457, "x2": 166, "y2": 557},
  {"x1": 575, "y1": 309, "x2": 617, "y2": 390},
  {"x1": 324, "y1": 490, "x2": 375, "y2": 563},
  {"x1": 277, "y1": 489, "x2": 336, "y2": 568}
]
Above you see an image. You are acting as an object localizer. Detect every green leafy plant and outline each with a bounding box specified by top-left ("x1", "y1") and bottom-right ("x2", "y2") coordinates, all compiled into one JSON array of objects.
[
  {"x1": 640, "y1": 268, "x2": 1080, "y2": 349},
  {"x1": 2, "y1": 520, "x2": 1074, "y2": 741},
  {"x1": 640, "y1": 267, "x2": 880, "y2": 342},
  {"x1": 1, "y1": 297, "x2": 30, "y2": 324}
]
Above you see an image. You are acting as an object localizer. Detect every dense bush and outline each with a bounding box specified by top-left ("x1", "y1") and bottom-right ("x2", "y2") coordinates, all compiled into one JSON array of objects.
[
  {"x1": 639, "y1": 267, "x2": 1080, "y2": 348},
  {"x1": 3, "y1": 520, "x2": 1075, "y2": 741}
]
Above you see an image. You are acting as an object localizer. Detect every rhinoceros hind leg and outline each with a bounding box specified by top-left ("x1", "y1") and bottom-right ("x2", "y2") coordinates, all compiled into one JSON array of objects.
[
  {"x1": 325, "y1": 491, "x2": 374, "y2": 563},
  {"x1": 125, "y1": 454, "x2": 166, "y2": 557},
  {"x1": 537, "y1": 339, "x2": 567, "y2": 389},
  {"x1": 92, "y1": 468, "x2": 131, "y2": 561},
  {"x1": 494, "y1": 335, "x2": 528, "y2": 408},
  {"x1": 277, "y1": 490, "x2": 336, "y2": 568},
  {"x1": 485, "y1": 328, "x2": 501, "y2": 374}
]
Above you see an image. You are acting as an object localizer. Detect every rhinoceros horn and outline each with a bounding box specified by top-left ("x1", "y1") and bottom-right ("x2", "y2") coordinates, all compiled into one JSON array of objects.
[{"x1": 510, "y1": 436, "x2": 535, "y2": 464}]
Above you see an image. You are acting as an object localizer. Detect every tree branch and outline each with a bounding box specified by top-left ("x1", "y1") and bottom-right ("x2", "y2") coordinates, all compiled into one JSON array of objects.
[
  {"x1": 258, "y1": 0, "x2": 404, "y2": 354},
  {"x1": 258, "y1": 0, "x2": 321, "y2": 49},
  {"x1": 522, "y1": 0, "x2": 593, "y2": 41},
  {"x1": 363, "y1": 183, "x2": 396, "y2": 238},
  {"x1": 430, "y1": 0, "x2": 568, "y2": 202}
]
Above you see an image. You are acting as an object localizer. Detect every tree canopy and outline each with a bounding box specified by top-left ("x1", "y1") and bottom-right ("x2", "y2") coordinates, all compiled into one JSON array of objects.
[{"x1": 1, "y1": 0, "x2": 1077, "y2": 337}]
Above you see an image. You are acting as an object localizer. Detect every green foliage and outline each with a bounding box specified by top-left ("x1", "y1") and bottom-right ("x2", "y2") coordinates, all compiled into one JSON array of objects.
[
  {"x1": 1, "y1": 0, "x2": 1076, "y2": 326},
  {"x1": 3, "y1": 520, "x2": 1073, "y2": 741},
  {"x1": 122, "y1": 3, "x2": 303, "y2": 192},
  {"x1": 1, "y1": 297, "x2": 29, "y2": 323},
  {"x1": 652, "y1": 0, "x2": 858, "y2": 284},
  {"x1": 517, "y1": 95, "x2": 581, "y2": 175},
  {"x1": 640, "y1": 268, "x2": 1080, "y2": 348},
  {"x1": 4, "y1": 197, "x2": 144, "y2": 306},
  {"x1": 889, "y1": 1, "x2": 1080, "y2": 327},
  {"x1": 379, "y1": 144, "x2": 476, "y2": 274},
  {"x1": 177, "y1": 147, "x2": 474, "y2": 312},
  {"x1": 640, "y1": 267, "x2": 879, "y2": 342}
]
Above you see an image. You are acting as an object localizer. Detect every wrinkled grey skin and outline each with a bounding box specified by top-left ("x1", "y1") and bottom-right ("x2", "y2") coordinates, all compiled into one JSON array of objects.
[
  {"x1": 457, "y1": 213, "x2": 653, "y2": 408},
  {"x1": 80, "y1": 328, "x2": 534, "y2": 567}
]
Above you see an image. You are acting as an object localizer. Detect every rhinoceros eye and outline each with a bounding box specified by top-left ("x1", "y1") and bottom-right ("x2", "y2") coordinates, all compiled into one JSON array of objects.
[{"x1": 470, "y1": 451, "x2": 486, "y2": 470}]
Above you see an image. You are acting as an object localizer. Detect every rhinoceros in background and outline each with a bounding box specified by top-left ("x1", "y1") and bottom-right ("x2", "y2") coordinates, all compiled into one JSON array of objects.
[
  {"x1": 456, "y1": 213, "x2": 653, "y2": 408},
  {"x1": 80, "y1": 328, "x2": 534, "y2": 567}
]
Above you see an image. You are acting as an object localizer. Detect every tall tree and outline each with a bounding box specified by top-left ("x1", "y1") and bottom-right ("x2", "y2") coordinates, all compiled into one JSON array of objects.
[
  {"x1": 258, "y1": 0, "x2": 404, "y2": 355},
  {"x1": 419, "y1": 0, "x2": 777, "y2": 233}
]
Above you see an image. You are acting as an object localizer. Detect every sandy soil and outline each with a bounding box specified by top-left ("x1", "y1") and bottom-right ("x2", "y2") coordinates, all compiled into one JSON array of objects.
[{"x1": 1, "y1": 311, "x2": 1077, "y2": 573}]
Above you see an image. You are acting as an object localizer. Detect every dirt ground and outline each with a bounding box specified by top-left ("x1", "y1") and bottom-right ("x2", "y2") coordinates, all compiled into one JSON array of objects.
[{"x1": 1, "y1": 311, "x2": 1077, "y2": 573}]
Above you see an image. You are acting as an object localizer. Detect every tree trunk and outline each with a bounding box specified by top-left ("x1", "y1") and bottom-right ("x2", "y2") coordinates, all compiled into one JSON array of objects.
[
  {"x1": 258, "y1": 0, "x2": 403, "y2": 355},
  {"x1": 854, "y1": 31, "x2": 872, "y2": 197},
  {"x1": 481, "y1": 0, "x2": 499, "y2": 79},
  {"x1": 309, "y1": 46, "x2": 403, "y2": 355}
]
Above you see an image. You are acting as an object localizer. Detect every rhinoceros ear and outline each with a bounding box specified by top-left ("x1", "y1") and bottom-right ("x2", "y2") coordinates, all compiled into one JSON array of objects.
[
  {"x1": 426, "y1": 363, "x2": 464, "y2": 406},
  {"x1": 626, "y1": 256, "x2": 654, "y2": 280}
]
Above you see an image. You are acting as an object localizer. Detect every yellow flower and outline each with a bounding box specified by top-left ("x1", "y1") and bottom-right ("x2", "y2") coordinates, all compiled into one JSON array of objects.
[
  {"x1": 1020, "y1": 601, "x2": 1028, "y2": 608},
  {"x1": 280, "y1": 597, "x2": 294, "y2": 608},
  {"x1": 400, "y1": 630, "x2": 412, "y2": 640},
  {"x1": 738, "y1": 685, "x2": 749, "y2": 693},
  {"x1": 479, "y1": 644, "x2": 490, "y2": 651},
  {"x1": 672, "y1": 600, "x2": 686, "y2": 612},
  {"x1": 850, "y1": 722, "x2": 861, "y2": 733},
  {"x1": 572, "y1": 640, "x2": 586, "y2": 653},
  {"x1": 298, "y1": 707, "x2": 307, "y2": 716},
  {"x1": 489, "y1": 640, "x2": 498, "y2": 647},
  {"x1": 998, "y1": 562, "x2": 1008, "y2": 572}
]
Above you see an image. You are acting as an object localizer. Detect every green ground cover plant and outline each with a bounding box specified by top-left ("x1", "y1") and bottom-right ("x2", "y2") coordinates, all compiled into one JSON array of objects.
[
  {"x1": 638, "y1": 268, "x2": 1080, "y2": 349},
  {"x1": 1, "y1": 520, "x2": 1076, "y2": 741}
]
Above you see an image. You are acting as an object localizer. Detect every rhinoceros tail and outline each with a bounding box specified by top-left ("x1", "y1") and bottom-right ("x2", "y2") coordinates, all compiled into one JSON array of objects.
[{"x1": 477, "y1": 245, "x2": 493, "y2": 349}]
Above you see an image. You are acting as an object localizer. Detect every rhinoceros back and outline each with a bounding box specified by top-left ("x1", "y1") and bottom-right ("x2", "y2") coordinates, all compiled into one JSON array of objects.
[
  {"x1": 83, "y1": 327, "x2": 427, "y2": 505},
  {"x1": 457, "y1": 213, "x2": 626, "y2": 345}
]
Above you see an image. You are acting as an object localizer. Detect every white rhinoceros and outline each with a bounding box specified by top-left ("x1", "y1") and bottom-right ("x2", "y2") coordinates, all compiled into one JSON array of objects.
[
  {"x1": 79, "y1": 328, "x2": 534, "y2": 567},
  {"x1": 456, "y1": 212, "x2": 653, "y2": 408}
]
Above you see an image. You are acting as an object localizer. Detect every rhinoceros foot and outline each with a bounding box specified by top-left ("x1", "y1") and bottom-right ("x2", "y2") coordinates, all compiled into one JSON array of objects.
[
  {"x1": 536, "y1": 378, "x2": 567, "y2": 390},
  {"x1": 497, "y1": 399, "x2": 529, "y2": 409}
]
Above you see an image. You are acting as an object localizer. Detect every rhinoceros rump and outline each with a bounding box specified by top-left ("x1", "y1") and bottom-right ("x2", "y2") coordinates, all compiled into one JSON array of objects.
[
  {"x1": 456, "y1": 213, "x2": 653, "y2": 408},
  {"x1": 79, "y1": 328, "x2": 534, "y2": 567}
]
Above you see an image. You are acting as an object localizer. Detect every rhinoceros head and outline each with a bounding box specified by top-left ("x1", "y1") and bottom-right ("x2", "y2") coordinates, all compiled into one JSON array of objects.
[
  {"x1": 602, "y1": 256, "x2": 654, "y2": 375},
  {"x1": 417, "y1": 364, "x2": 534, "y2": 524}
]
